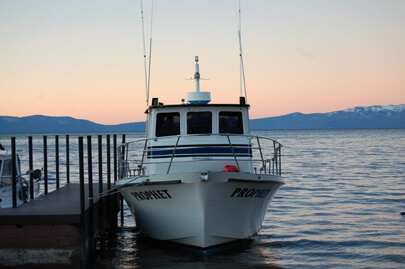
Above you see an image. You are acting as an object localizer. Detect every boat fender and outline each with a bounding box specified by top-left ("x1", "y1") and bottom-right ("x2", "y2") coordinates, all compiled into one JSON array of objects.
[{"x1": 224, "y1": 165, "x2": 239, "y2": 172}]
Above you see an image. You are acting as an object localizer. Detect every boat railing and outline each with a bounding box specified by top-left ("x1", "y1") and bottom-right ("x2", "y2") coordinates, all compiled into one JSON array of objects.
[{"x1": 118, "y1": 134, "x2": 282, "y2": 179}]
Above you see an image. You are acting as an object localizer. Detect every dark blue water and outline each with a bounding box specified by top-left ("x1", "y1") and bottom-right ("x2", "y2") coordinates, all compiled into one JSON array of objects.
[{"x1": 2, "y1": 129, "x2": 405, "y2": 268}]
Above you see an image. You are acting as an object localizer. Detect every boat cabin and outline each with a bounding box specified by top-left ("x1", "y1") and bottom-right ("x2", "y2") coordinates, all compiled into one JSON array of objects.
[
  {"x1": 148, "y1": 103, "x2": 250, "y2": 138},
  {"x1": 144, "y1": 101, "x2": 253, "y2": 175}
]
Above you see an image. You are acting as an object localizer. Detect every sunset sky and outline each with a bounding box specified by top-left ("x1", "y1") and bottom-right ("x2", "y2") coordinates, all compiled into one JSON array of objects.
[{"x1": 1, "y1": 0, "x2": 404, "y2": 124}]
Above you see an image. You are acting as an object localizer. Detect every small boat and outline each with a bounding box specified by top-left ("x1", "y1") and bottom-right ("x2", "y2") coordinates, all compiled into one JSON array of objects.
[
  {"x1": 116, "y1": 57, "x2": 285, "y2": 249},
  {"x1": 0, "y1": 144, "x2": 42, "y2": 209}
]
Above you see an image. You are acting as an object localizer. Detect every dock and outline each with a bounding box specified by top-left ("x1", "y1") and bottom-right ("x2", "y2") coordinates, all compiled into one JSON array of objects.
[
  {"x1": 0, "y1": 184, "x2": 119, "y2": 268},
  {"x1": 0, "y1": 134, "x2": 126, "y2": 268}
]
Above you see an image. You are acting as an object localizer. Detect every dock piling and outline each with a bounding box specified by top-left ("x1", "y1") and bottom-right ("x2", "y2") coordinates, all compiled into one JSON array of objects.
[
  {"x1": 11, "y1": 137, "x2": 17, "y2": 208},
  {"x1": 56, "y1": 135, "x2": 60, "y2": 189},
  {"x1": 87, "y1": 135, "x2": 95, "y2": 264},
  {"x1": 28, "y1": 136, "x2": 34, "y2": 199},
  {"x1": 106, "y1": 135, "x2": 111, "y2": 190},
  {"x1": 97, "y1": 135, "x2": 105, "y2": 251},
  {"x1": 120, "y1": 134, "x2": 126, "y2": 226},
  {"x1": 43, "y1": 136, "x2": 48, "y2": 194},
  {"x1": 66, "y1": 134, "x2": 70, "y2": 183},
  {"x1": 79, "y1": 137, "x2": 86, "y2": 268}
]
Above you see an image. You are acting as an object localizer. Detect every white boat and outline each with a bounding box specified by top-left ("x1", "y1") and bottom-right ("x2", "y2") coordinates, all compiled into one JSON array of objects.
[
  {"x1": 0, "y1": 144, "x2": 42, "y2": 209},
  {"x1": 116, "y1": 57, "x2": 285, "y2": 249}
]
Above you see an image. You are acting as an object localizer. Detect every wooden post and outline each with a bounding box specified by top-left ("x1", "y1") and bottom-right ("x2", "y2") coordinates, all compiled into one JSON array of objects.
[
  {"x1": 66, "y1": 135, "x2": 70, "y2": 184},
  {"x1": 28, "y1": 136, "x2": 34, "y2": 199},
  {"x1": 78, "y1": 137, "x2": 87, "y2": 268},
  {"x1": 106, "y1": 135, "x2": 113, "y2": 232},
  {"x1": 98, "y1": 135, "x2": 103, "y2": 192},
  {"x1": 87, "y1": 135, "x2": 94, "y2": 261},
  {"x1": 87, "y1": 136, "x2": 93, "y2": 203},
  {"x1": 98, "y1": 135, "x2": 105, "y2": 250},
  {"x1": 43, "y1": 136, "x2": 48, "y2": 194},
  {"x1": 278, "y1": 144, "x2": 281, "y2": 176},
  {"x1": 106, "y1": 135, "x2": 111, "y2": 190},
  {"x1": 113, "y1": 134, "x2": 117, "y2": 183},
  {"x1": 120, "y1": 134, "x2": 126, "y2": 226},
  {"x1": 56, "y1": 135, "x2": 60, "y2": 189},
  {"x1": 11, "y1": 137, "x2": 17, "y2": 208}
]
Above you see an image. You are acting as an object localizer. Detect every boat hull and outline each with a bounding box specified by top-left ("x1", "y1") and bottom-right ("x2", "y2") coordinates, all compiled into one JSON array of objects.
[{"x1": 118, "y1": 171, "x2": 284, "y2": 248}]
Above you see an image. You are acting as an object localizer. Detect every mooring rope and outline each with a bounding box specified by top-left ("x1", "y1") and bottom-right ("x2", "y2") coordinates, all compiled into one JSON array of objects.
[{"x1": 88, "y1": 176, "x2": 146, "y2": 200}]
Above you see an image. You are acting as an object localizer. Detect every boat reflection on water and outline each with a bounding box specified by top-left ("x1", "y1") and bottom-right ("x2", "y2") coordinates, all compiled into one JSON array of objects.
[{"x1": 95, "y1": 226, "x2": 283, "y2": 269}]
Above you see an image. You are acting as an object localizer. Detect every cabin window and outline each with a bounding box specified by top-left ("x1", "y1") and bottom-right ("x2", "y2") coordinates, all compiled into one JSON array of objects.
[
  {"x1": 187, "y1": 112, "x2": 212, "y2": 134},
  {"x1": 219, "y1": 112, "x2": 244, "y2": 134},
  {"x1": 0, "y1": 160, "x2": 12, "y2": 187},
  {"x1": 156, "y1": 112, "x2": 180, "y2": 137},
  {"x1": 2, "y1": 160, "x2": 13, "y2": 177}
]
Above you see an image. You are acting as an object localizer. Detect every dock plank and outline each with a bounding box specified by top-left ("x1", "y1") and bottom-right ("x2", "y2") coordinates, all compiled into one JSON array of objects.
[{"x1": 0, "y1": 184, "x2": 107, "y2": 225}]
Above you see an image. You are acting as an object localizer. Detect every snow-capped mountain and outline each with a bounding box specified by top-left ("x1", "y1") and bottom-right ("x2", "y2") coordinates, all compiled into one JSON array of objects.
[
  {"x1": 342, "y1": 104, "x2": 405, "y2": 113},
  {"x1": 250, "y1": 104, "x2": 405, "y2": 130},
  {"x1": 1, "y1": 105, "x2": 404, "y2": 133}
]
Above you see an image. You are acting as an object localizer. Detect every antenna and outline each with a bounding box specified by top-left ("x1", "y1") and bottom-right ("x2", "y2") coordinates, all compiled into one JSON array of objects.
[
  {"x1": 237, "y1": 0, "x2": 248, "y2": 102},
  {"x1": 141, "y1": 0, "x2": 148, "y2": 106},
  {"x1": 187, "y1": 56, "x2": 211, "y2": 104},
  {"x1": 141, "y1": 0, "x2": 154, "y2": 106},
  {"x1": 194, "y1": 56, "x2": 200, "y2": 92},
  {"x1": 147, "y1": 0, "x2": 154, "y2": 106}
]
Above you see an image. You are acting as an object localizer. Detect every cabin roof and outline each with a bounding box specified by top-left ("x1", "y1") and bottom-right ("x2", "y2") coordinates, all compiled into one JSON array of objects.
[{"x1": 148, "y1": 103, "x2": 250, "y2": 111}]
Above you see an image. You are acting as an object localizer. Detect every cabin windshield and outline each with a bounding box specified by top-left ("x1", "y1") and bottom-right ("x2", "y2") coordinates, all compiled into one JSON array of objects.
[
  {"x1": 156, "y1": 112, "x2": 180, "y2": 137},
  {"x1": 187, "y1": 112, "x2": 212, "y2": 134},
  {"x1": 0, "y1": 159, "x2": 13, "y2": 187},
  {"x1": 219, "y1": 111, "x2": 243, "y2": 134}
]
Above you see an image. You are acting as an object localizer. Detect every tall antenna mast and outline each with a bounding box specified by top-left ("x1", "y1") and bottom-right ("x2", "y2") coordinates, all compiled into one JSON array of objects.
[
  {"x1": 237, "y1": 0, "x2": 248, "y2": 102},
  {"x1": 147, "y1": 0, "x2": 154, "y2": 106},
  {"x1": 141, "y1": 0, "x2": 149, "y2": 106}
]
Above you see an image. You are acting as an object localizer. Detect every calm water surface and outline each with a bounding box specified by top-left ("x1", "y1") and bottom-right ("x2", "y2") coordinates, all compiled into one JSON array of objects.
[{"x1": 1, "y1": 129, "x2": 404, "y2": 268}]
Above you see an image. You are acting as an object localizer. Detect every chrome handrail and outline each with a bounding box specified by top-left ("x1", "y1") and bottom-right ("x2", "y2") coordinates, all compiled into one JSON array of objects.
[
  {"x1": 117, "y1": 134, "x2": 282, "y2": 178},
  {"x1": 166, "y1": 135, "x2": 181, "y2": 174},
  {"x1": 226, "y1": 134, "x2": 240, "y2": 170}
]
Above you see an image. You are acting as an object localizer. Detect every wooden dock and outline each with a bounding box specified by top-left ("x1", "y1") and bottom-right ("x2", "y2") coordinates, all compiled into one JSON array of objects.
[{"x1": 0, "y1": 183, "x2": 120, "y2": 268}]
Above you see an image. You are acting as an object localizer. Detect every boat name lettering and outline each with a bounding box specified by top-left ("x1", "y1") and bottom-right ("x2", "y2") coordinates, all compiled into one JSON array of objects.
[
  {"x1": 131, "y1": 190, "x2": 172, "y2": 201},
  {"x1": 230, "y1": 188, "x2": 271, "y2": 198}
]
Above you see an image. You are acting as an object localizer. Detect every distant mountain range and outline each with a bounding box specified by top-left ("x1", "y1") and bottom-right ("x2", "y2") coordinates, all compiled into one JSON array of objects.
[
  {"x1": 0, "y1": 116, "x2": 145, "y2": 134},
  {"x1": 1, "y1": 104, "x2": 404, "y2": 134},
  {"x1": 250, "y1": 104, "x2": 405, "y2": 130}
]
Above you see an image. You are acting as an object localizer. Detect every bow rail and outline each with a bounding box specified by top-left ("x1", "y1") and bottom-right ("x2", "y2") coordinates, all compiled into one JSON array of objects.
[{"x1": 118, "y1": 134, "x2": 282, "y2": 179}]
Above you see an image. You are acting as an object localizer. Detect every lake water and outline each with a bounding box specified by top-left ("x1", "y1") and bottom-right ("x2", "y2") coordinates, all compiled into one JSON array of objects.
[{"x1": 1, "y1": 129, "x2": 404, "y2": 268}]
